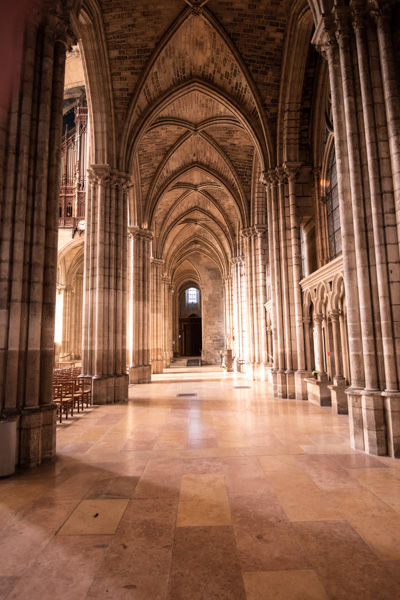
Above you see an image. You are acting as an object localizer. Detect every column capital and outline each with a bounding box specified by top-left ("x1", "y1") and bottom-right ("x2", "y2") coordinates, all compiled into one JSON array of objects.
[
  {"x1": 329, "y1": 309, "x2": 341, "y2": 322},
  {"x1": 314, "y1": 313, "x2": 324, "y2": 325},
  {"x1": 334, "y1": 6, "x2": 352, "y2": 47},
  {"x1": 350, "y1": 1, "x2": 367, "y2": 34},
  {"x1": 161, "y1": 275, "x2": 171, "y2": 284},
  {"x1": 88, "y1": 165, "x2": 112, "y2": 186},
  {"x1": 128, "y1": 227, "x2": 154, "y2": 241},
  {"x1": 303, "y1": 316, "x2": 311, "y2": 324},
  {"x1": 222, "y1": 275, "x2": 232, "y2": 283},
  {"x1": 241, "y1": 226, "x2": 266, "y2": 239},
  {"x1": 283, "y1": 162, "x2": 302, "y2": 182},
  {"x1": 112, "y1": 171, "x2": 134, "y2": 192},
  {"x1": 275, "y1": 166, "x2": 287, "y2": 184},
  {"x1": 312, "y1": 15, "x2": 338, "y2": 58},
  {"x1": 151, "y1": 257, "x2": 165, "y2": 267},
  {"x1": 230, "y1": 255, "x2": 244, "y2": 266},
  {"x1": 367, "y1": 0, "x2": 392, "y2": 28},
  {"x1": 41, "y1": 4, "x2": 76, "y2": 48}
]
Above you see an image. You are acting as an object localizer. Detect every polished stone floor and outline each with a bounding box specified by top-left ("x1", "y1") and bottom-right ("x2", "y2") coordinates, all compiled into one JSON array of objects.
[{"x1": 1, "y1": 368, "x2": 400, "y2": 599}]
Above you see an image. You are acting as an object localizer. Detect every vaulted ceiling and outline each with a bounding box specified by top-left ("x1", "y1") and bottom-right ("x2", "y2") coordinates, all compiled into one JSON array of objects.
[{"x1": 77, "y1": 0, "x2": 315, "y2": 283}]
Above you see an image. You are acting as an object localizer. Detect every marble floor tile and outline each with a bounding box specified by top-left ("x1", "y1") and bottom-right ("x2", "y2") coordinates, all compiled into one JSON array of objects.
[
  {"x1": 176, "y1": 473, "x2": 231, "y2": 526},
  {"x1": 5, "y1": 535, "x2": 111, "y2": 600},
  {"x1": 167, "y1": 526, "x2": 246, "y2": 600},
  {"x1": 86, "y1": 498, "x2": 178, "y2": 600},
  {"x1": 3, "y1": 371, "x2": 400, "y2": 600},
  {"x1": 58, "y1": 499, "x2": 129, "y2": 535},
  {"x1": 294, "y1": 520, "x2": 400, "y2": 599},
  {"x1": 243, "y1": 570, "x2": 329, "y2": 600}
]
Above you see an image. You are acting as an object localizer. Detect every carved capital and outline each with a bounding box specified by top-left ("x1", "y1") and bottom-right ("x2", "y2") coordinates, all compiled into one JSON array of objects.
[
  {"x1": 314, "y1": 313, "x2": 324, "y2": 325},
  {"x1": 230, "y1": 255, "x2": 244, "y2": 266},
  {"x1": 151, "y1": 257, "x2": 165, "y2": 267},
  {"x1": 368, "y1": 1, "x2": 392, "y2": 29},
  {"x1": 351, "y1": 1, "x2": 367, "y2": 34},
  {"x1": 334, "y1": 7, "x2": 352, "y2": 48},
  {"x1": 329, "y1": 309, "x2": 341, "y2": 322},
  {"x1": 275, "y1": 166, "x2": 286, "y2": 185},
  {"x1": 112, "y1": 172, "x2": 134, "y2": 192},
  {"x1": 88, "y1": 165, "x2": 112, "y2": 186},
  {"x1": 128, "y1": 227, "x2": 154, "y2": 241},
  {"x1": 283, "y1": 162, "x2": 302, "y2": 182},
  {"x1": 313, "y1": 16, "x2": 337, "y2": 59}
]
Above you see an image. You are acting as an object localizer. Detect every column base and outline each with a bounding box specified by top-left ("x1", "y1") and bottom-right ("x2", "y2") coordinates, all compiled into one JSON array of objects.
[
  {"x1": 305, "y1": 377, "x2": 331, "y2": 407},
  {"x1": 285, "y1": 370, "x2": 295, "y2": 399},
  {"x1": 129, "y1": 365, "x2": 151, "y2": 384},
  {"x1": 329, "y1": 378, "x2": 348, "y2": 414},
  {"x1": 92, "y1": 375, "x2": 128, "y2": 404},
  {"x1": 114, "y1": 374, "x2": 129, "y2": 403},
  {"x1": 383, "y1": 391, "x2": 400, "y2": 458},
  {"x1": 361, "y1": 391, "x2": 387, "y2": 456},
  {"x1": 234, "y1": 358, "x2": 247, "y2": 373},
  {"x1": 151, "y1": 360, "x2": 164, "y2": 374},
  {"x1": 18, "y1": 404, "x2": 57, "y2": 468},
  {"x1": 295, "y1": 370, "x2": 311, "y2": 400},
  {"x1": 276, "y1": 370, "x2": 287, "y2": 398},
  {"x1": 347, "y1": 388, "x2": 365, "y2": 451}
]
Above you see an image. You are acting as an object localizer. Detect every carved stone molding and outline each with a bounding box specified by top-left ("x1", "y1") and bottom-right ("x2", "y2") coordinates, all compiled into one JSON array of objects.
[
  {"x1": 283, "y1": 162, "x2": 302, "y2": 182},
  {"x1": 129, "y1": 227, "x2": 154, "y2": 241}
]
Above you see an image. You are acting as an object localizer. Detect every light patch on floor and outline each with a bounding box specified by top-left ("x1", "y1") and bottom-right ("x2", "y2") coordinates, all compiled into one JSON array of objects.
[{"x1": 57, "y1": 499, "x2": 129, "y2": 535}]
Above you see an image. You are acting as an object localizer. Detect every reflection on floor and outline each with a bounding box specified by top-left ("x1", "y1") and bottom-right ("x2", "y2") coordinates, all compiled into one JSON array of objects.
[{"x1": 1, "y1": 368, "x2": 400, "y2": 599}]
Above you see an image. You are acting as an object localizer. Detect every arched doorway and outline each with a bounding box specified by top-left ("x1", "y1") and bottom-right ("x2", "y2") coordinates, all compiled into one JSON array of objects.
[{"x1": 179, "y1": 286, "x2": 202, "y2": 357}]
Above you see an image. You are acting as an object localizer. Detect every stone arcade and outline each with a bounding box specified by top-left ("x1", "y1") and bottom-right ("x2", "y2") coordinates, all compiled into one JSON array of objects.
[{"x1": 1, "y1": 0, "x2": 400, "y2": 469}]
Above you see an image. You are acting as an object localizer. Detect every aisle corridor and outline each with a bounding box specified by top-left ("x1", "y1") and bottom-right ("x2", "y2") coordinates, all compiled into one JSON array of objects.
[{"x1": 1, "y1": 371, "x2": 400, "y2": 599}]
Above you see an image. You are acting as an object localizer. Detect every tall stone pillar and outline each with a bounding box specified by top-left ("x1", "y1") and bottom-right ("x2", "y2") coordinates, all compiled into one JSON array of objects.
[
  {"x1": 150, "y1": 258, "x2": 164, "y2": 374},
  {"x1": 128, "y1": 228, "x2": 153, "y2": 383},
  {"x1": 314, "y1": 16, "x2": 366, "y2": 448},
  {"x1": 241, "y1": 229, "x2": 256, "y2": 378},
  {"x1": 82, "y1": 168, "x2": 130, "y2": 403},
  {"x1": 284, "y1": 162, "x2": 309, "y2": 399},
  {"x1": 61, "y1": 285, "x2": 72, "y2": 359},
  {"x1": 262, "y1": 174, "x2": 279, "y2": 394},
  {"x1": 161, "y1": 275, "x2": 171, "y2": 367},
  {"x1": 314, "y1": 4, "x2": 400, "y2": 456},
  {"x1": 0, "y1": 8, "x2": 69, "y2": 467}
]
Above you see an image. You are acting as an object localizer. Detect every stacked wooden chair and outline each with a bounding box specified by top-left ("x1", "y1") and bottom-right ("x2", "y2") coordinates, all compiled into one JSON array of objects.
[{"x1": 52, "y1": 367, "x2": 92, "y2": 423}]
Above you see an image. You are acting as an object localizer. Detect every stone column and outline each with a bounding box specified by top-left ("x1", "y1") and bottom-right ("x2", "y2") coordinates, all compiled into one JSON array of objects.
[
  {"x1": 284, "y1": 162, "x2": 309, "y2": 399},
  {"x1": 128, "y1": 228, "x2": 153, "y2": 383},
  {"x1": 262, "y1": 173, "x2": 279, "y2": 393},
  {"x1": 82, "y1": 168, "x2": 130, "y2": 403},
  {"x1": 267, "y1": 171, "x2": 286, "y2": 397},
  {"x1": 314, "y1": 16, "x2": 366, "y2": 449},
  {"x1": 230, "y1": 256, "x2": 245, "y2": 371},
  {"x1": 150, "y1": 258, "x2": 164, "y2": 374},
  {"x1": 161, "y1": 275, "x2": 171, "y2": 367},
  {"x1": 0, "y1": 8, "x2": 69, "y2": 467},
  {"x1": 277, "y1": 167, "x2": 294, "y2": 397},
  {"x1": 241, "y1": 229, "x2": 256, "y2": 377},
  {"x1": 329, "y1": 309, "x2": 348, "y2": 414},
  {"x1": 303, "y1": 316, "x2": 313, "y2": 372},
  {"x1": 352, "y1": 2, "x2": 400, "y2": 457},
  {"x1": 255, "y1": 226, "x2": 268, "y2": 378},
  {"x1": 61, "y1": 285, "x2": 72, "y2": 359}
]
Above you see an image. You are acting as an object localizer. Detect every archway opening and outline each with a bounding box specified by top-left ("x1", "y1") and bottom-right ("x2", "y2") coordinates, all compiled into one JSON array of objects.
[{"x1": 179, "y1": 287, "x2": 202, "y2": 357}]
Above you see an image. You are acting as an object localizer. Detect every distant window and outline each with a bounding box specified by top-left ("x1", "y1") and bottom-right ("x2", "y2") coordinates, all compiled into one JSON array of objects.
[
  {"x1": 326, "y1": 147, "x2": 341, "y2": 259},
  {"x1": 186, "y1": 287, "x2": 199, "y2": 305}
]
